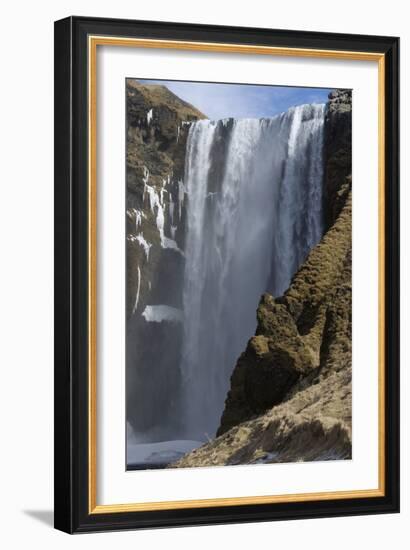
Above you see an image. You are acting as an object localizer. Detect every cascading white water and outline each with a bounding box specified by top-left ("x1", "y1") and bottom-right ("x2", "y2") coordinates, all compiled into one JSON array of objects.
[{"x1": 180, "y1": 104, "x2": 326, "y2": 441}]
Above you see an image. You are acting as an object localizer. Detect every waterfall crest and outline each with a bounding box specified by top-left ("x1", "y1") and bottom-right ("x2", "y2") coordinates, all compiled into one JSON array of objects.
[{"x1": 180, "y1": 104, "x2": 326, "y2": 440}]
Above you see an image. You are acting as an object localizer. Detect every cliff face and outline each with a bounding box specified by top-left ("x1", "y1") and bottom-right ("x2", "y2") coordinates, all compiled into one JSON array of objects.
[
  {"x1": 323, "y1": 89, "x2": 352, "y2": 228},
  {"x1": 172, "y1": 89, "x2": 352, "y2": 467},
  {"x1": 126, "y1": 81, "x2": 206, "y2": 319},
  {"x1": 126, "y1": 81, "x2": 206, "y2": 435}
]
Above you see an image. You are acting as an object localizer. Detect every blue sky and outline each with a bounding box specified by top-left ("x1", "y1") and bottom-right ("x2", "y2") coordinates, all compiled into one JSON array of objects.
[{"x1": 137, "y1": 79, "x2": 333, "y2": 120}]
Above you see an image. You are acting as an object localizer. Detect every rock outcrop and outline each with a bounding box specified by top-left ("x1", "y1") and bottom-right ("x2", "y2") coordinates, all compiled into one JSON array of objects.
[{"x1": 323, "y1": 89, "x2": 352, "y2": 228}]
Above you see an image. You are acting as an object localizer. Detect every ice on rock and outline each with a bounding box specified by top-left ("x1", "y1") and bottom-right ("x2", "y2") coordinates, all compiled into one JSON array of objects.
[
  {"x1": 136, "y1": 234, "x2": 152, "y2": 260},
  {"x1": 144, "y1": 184, "x2": 159, "y2": 214},
  {"x1": 132, "y1": 266, "x2": 141, "y2": 314},
  {"x1": 144, "y1": 182, "x2": 182, "y2": 252},
  {"x1": 156, "y1": 201, "x2": 165, "y2": 241},
  {"x1": 142, "y1": 166, "x2": 150, "y2": 186},
  {"x1": 135, "y1": 210, "x2": 142, "y2": 230},
  {"x1": 127, "y1": 208, "x2": 144, "y2": 231}
]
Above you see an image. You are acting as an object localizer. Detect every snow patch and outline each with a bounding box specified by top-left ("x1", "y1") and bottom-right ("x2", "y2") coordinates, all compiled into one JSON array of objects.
[
  {"x1": 127, "y1": 440, "x2": 202, "y2": 468},
  {"x1": 160, "y1": 188, "x2": 166, "y2": 204},
  {"x1": 162, "y1": 236, "x2": 184, "y2": 255},
  {"x1": 142, "y1": 305, "x2": 183, "y2": 323}
]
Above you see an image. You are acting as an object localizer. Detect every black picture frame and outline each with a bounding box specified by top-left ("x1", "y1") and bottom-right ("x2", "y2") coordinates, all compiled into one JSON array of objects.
[{"x1": 54, "y1": 15, "x2": 400, "y2": 533}]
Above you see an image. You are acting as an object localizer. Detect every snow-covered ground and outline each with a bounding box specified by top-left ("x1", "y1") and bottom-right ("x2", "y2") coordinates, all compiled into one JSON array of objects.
[
  {"x1": 142, "y1": 304, "x2": 183, "y2": 323},
  {"x1": 127, "y1": 440, "x2": 202, "y2": 469}
]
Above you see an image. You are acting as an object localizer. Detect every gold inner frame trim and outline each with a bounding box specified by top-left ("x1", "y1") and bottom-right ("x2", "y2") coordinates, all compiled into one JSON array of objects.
[{"x1": 88, "y1": 35, "x2": 386, "y2": 514}]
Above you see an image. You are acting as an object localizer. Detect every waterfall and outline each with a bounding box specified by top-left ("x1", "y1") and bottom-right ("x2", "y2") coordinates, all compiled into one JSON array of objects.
[{"x1": 180, "y1": 104, "x2": 326, "y2": 441}]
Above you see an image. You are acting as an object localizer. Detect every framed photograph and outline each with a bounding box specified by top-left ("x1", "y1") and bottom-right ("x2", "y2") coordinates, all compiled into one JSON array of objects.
[{"x1": 54, "y1": 16, "x2": 399, "y2": 533}]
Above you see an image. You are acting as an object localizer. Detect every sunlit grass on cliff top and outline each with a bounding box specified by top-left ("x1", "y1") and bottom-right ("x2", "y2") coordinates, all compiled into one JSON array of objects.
[{"x1": 134, "y1": 79, "x2": 333, "y2": 120}]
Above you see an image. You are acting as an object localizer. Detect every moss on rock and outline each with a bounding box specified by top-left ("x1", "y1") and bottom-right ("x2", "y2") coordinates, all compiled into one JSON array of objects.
[{"x1": 216, "y1": 192, "x2": 352, "y2": 437}]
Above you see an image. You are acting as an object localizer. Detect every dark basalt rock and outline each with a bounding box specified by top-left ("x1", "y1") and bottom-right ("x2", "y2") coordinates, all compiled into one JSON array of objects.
[
  {"x1": 127, "y1": 313, "x2": 183, "y2": 435},
  {"x1": 244, "y1": 336, "x2": 303, "y2": 413},
  {"x1": 323, "y1": 88, "x2": 352, "y2": 229}
]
